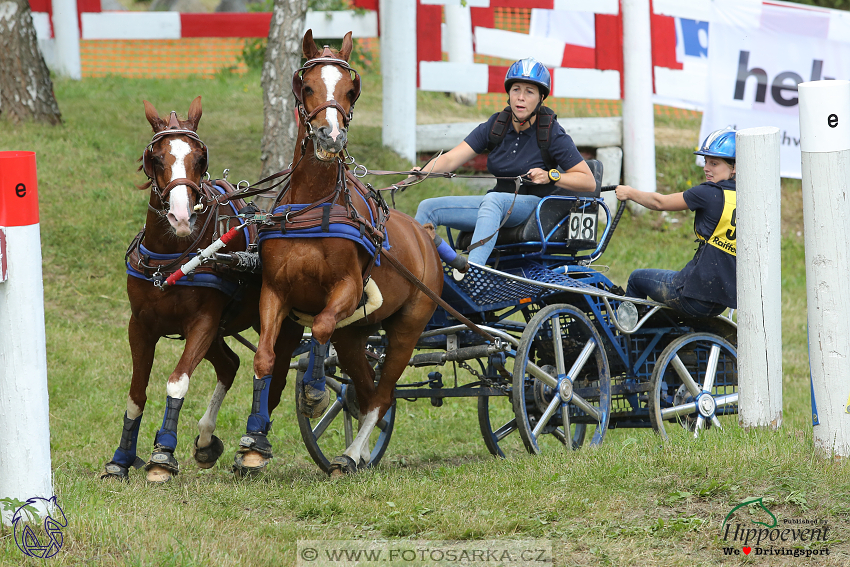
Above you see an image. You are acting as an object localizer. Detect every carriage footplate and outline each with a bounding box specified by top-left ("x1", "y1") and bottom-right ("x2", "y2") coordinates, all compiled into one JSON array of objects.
[
  {"x1": 145, "y1": 444, "x2": 180, "y2": 478},
  {"x1": 193, "y1": 434, "x2": 225, "y2": 468},
  {"x1": 298, "y1": 339, "x2": 331, "y2": 418},
  {"x1": 233, "y1": 432, "x2": 274, "y2": 477},
  {"x1": 328, "y1": 454, "x2": 361, "y2": 477}
]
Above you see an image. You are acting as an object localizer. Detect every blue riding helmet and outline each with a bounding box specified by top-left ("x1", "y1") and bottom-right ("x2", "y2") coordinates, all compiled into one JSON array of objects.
[
  {"x1": 504, "y1": 58, "x2": 551, "y2": 99},
  {"x1": 694, "y1": 128, "x2": 736, "y2": 160}
]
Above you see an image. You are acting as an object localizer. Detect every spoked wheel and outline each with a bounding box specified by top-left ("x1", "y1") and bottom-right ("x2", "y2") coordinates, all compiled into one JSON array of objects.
[
  {"x1": 512, "y1": 304, "x2": 611, "y2": 454},
  {"x1": 296, "y1": 356, "x2": 395, "y2": 473},
  {"x1": 648, "y1": 333, "x2": 738, "y2": 441}
]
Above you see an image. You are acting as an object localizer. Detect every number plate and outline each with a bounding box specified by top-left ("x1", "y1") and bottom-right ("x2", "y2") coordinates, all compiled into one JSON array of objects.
[{"x1": 568, "y1": 210, "x2": 597, "y2": 241}]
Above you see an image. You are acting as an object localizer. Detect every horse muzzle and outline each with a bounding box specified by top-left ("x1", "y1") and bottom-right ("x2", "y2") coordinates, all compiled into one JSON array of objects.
[{"x1": 313, "y1": 126, "x2": 347, "y2": 161}]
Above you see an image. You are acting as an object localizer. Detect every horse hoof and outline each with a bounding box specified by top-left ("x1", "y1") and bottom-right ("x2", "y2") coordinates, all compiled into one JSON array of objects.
[
  {"x1": 327, "y1": 455, "x2": 358, "y2": 477},
  {"x1": 146, "y1": 465, "x2": 174, "y2": 483},
  {"x1": 193, "y1": 435, "x2": 224, "y2": 469},
  {"x1": 232, "y1": 451, "x2": 269, "y2": 478},
  {"x1": 100, "y1": 461, "x2": 130, "y2": 482},
  {"x1": 297, "y1": 385, "x2": 330, "y2": 419}
]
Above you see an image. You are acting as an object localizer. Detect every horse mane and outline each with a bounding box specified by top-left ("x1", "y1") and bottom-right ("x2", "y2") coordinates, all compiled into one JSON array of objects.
[{"x1": 136, "y1": 156, "x2": 152, "y2": 190}]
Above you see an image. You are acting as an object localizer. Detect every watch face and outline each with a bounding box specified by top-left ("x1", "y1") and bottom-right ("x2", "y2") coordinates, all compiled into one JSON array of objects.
[{"x1": 549, "y1": 169, "x2": 561, "y2": 182}]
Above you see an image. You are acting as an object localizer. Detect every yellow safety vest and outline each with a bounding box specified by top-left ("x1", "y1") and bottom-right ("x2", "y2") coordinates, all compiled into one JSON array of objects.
[{"x1": 695, "y1": 190, "x2": 736, "y2": 257}]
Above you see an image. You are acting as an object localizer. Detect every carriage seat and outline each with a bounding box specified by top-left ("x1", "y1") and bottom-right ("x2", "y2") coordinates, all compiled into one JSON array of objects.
[{"x1": 454, "y1": 159, "x2": 604, "y2": 254}]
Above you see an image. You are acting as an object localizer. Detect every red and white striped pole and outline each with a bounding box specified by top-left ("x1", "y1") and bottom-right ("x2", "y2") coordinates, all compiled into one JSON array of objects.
[{"x1": 0, "y1": 152, "x2": 54, "y2": 525}]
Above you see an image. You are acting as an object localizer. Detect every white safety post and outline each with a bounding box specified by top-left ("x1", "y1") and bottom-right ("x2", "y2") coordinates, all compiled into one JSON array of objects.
[
  {"x1": 736, "y1": 127, "x2": 782, "y2": 430},
  {"x1": 51, "y1": 0, "x2": 82, "y2": 80},
  {"x1": 445, "y1": 3, "x2": 476, "y2": 106},
  {"x1": 621, "y1": 0, "x2": 656, "y2": 197},
  {"x1": 799, "y1": 80, "x2": 850, "y2": 458},
  {"x1": 0, "y1": 152, "x2": 54, "y2": 525},
  {"x1": 379, "y1": 0, "x2": 417, "y2": 163}
]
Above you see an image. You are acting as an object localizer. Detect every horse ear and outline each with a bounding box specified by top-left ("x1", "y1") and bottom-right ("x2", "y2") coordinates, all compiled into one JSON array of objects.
[
  {"x1": 303, "y1": 29, "x2": 320, "y2": 59},
  {"x1": 143, "y1": 100, "x2": 166, "y2": 132},
  {"x1": 187, "y1": 96, "x2": 202, "y2": 132},
  {"x1": 339, "y1": 31, "x2": 354, "y2": 62}
]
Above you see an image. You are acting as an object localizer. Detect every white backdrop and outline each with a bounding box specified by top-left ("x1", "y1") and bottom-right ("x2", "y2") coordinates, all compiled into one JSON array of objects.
[{"x1": 700, "y1": 0, "x2": 850, "y2": 178}]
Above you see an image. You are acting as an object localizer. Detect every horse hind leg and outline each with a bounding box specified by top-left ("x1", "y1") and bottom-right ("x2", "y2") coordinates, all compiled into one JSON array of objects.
[{"x1": 192, "y1": 335, "x2": 239, "y2": 469}]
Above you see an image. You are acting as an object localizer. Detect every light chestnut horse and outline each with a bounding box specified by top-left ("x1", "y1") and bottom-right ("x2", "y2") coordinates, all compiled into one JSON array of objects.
[{"x1": 235, "y1": 31, "x2": 443, "y2": 476}]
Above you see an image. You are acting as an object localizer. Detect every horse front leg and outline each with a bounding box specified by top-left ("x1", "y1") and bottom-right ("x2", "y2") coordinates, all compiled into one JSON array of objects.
[
  {"x1": 235, "y1": 288, "x2": 298, "y2": 477},
  {"x1": 191, "y1": 334, "x2": 240, "y2": 470},
  {"x1": 101, "y1": 315, "x2": 157, "y2": 481},
  {"x1": 297, "y1": 279, "x2": 361, "y2": 418},
  {"x1": 145, "y1": 315, "x2": 220, "y2": 483}
]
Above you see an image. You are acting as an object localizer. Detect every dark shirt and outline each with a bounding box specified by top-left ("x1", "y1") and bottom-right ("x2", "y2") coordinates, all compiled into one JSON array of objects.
[
  {"x1": 678, "y1": 179, "x2": 737, "y2": 309},
  {"x1": 464, "y1": 112, "x2": 584, "y2": 198}
]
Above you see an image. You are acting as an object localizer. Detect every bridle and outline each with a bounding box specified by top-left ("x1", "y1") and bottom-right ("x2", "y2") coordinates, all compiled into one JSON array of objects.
[
  {"x1": 142, "y1": 112, "x2": 209, "y2": 206},
  {"x1": 291, "y1": 47, "x2": 361, "y2": 140}
]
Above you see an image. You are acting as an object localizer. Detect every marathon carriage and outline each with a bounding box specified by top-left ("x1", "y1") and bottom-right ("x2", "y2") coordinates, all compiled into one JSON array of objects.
[{"x1": 293, "y1": 159, "x2": 739, "y2": 472}]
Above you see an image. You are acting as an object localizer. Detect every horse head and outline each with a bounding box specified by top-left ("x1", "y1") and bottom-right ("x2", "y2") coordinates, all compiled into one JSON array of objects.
[
  {"x1": 141, "y1": 96, "x2": 208, "y2": 238},
  {"x1": 292, "y1": 30, "x2": 361, "y2": 162}
]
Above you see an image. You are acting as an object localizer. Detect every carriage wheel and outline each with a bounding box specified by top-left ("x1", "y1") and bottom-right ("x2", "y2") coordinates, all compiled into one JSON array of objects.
[
  {"x1": 648, "y1": 333, "x2": 738, "y2": 441},
  {"x1": 295, "y1": 356, "x2": 395, "y2": 473},
  {"x1": 512, "y1": 304, "x2": 611, "y2": 454}
]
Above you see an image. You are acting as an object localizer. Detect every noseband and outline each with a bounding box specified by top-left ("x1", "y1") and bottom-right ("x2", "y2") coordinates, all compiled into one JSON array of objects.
[
  {"x1": 143, "y1": 114, "x2": 209, "y2": 204},
  {"x1": 291, "y1": 48, "x2": 362, "y2": 138}
]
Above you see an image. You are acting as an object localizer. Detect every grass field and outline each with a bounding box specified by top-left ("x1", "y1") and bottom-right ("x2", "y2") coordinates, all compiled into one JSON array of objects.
[{"x1": 0, "y1": 67, "x2": 847, "y2": 566}]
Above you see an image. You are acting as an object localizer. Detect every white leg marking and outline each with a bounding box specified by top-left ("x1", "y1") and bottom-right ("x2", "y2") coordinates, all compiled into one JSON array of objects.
[
  {"x1": 166, "y1": 372, "x2": 190, "y2": 399},
  {"x1": 344, "y1": 407, "x2": 378, "y2": 466},
  {"x1": 197, "y1": 381, "x2": 227, "y2": 447},
  {"x1": 320, "y1": 65, "x2": 343, "y2": 141},
  {"x1": 166, "y1": 139, "x2": 192, "y2": 235},
  {"x1": 126, "y1": 397, "x2": 143, "y2": 420}
]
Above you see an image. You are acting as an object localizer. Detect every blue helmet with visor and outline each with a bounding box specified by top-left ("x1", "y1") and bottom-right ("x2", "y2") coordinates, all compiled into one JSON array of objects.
[
  {"x1": 694, "y1": 128, "x2": 736, "y2": 162},
  {"x1": 504, "y1": 58, "x2": 551, "y2": 99}
]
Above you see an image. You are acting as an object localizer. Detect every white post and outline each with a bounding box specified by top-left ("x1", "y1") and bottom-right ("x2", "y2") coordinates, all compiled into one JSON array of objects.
[
  {"x1": 621, "y1": 0, "x2": 656, "y2": 196},
  {"x1": 0, "y1": 152, "x2": 53, "y2": 525},
  {"x1": 799, "y1": 79, "x2": 850, "y2": 458},
  {"x1": 51, "y1": 0, "x2": 82, "y2": 80},
  {"x1": 444, "y1": 3, "x2": 476, "y2": 106},
  {"x1": 379, "y1": 0, "x2": 417, "y2": 163},
  {"x1": 735, "y1": 126, "x2": 782, "y2": 430}
]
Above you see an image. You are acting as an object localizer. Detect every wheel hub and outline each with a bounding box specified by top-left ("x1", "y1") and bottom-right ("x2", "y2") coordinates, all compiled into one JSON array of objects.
[
  {"x1": 697, "y1": 392, "x2": 716, "y2": 418},
  {"x1": 558, "y1": 379, "x2": 573, "y2": 402}
]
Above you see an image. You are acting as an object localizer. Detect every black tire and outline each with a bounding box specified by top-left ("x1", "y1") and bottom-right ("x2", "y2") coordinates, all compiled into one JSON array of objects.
[
  {"x1": 648, "y1": 333, "x2": 738, "y2": 441},
  {"x1": 512, "y1": 304, "x2": 610, "y2": 454}
]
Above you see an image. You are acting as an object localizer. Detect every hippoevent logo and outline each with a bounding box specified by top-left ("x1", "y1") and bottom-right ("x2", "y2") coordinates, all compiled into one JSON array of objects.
[
  {"x1": 720, "y1": 498, "x2": 830, "y2": 558},
  {"x1": 11, "y1": 496, "x2": 67, "y2": 559}
]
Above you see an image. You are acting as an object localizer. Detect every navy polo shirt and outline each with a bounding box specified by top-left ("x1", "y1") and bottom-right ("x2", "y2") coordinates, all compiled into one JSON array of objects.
[
  {"x1": 676, "y1": 178, "x2": 737, "y2": 309},
  {"x1": 464, "y1": 112, "x2": 584, "y2": 198}
]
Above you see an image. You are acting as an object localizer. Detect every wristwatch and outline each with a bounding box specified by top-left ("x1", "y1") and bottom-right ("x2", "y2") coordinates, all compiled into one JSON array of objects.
[{"x1": 548, "y1": 169, "x2": 561, "y2": 182}]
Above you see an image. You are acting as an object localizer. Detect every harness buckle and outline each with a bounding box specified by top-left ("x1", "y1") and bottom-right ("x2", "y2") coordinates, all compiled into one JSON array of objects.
[{"x1": 353, "y1": 164, "x2": 368, "y2": 178}]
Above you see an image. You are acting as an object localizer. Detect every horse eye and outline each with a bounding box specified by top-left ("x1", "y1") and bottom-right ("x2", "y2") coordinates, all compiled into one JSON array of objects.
[
  {"x1": 347, "y1": 89, "x2": 356, "y2": 101},
  {"x1": 304, "y1": 86, "x2": 313, "y2": 96}
]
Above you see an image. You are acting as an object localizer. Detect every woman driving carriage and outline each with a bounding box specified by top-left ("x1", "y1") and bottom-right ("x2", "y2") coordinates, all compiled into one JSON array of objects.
[
  {"x1": 614, "y1": 128, "x2": 738, "y2": 317},
  {"x1": 412, "y1": 58, "x2": 596, "y2": 275}
]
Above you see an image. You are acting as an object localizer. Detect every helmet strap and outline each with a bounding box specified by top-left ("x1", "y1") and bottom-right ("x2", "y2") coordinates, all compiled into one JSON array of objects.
[{"x1": 509, "y1": 100, "x2": 543, "y2": 128}]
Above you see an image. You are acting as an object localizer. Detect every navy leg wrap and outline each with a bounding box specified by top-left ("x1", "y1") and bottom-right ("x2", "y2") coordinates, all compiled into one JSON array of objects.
[
  {"x1": 246, "y1": 374, "x2": 273, "y2": 434},
  {"x1": 111, "y1": 412, "x2": 142, "y2": 468},
  {"x1": 304, "y1": 339, "x2": 330, "y2": 391},
  {"x1": 153, "y1": 396, "x2": 184, "y2": 451}
]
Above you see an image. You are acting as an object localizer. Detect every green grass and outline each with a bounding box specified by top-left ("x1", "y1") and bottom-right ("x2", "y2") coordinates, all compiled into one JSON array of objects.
[{"x1": 0, "y1": 67, "x2": 847, "y2": 566}]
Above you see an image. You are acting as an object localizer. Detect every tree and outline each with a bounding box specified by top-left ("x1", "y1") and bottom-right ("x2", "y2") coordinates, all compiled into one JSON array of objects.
[
  {"x1": 0, "y1": 0, "x2": 61, "y2": 124},
  {"x1": 253, "y1": 0, "x2": 309, "y2": 211}
]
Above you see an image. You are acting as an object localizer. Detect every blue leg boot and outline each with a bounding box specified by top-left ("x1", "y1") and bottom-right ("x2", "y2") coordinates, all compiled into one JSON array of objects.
[
  {"x1": 145, "y1": 396, "x2": 183, "y2": 480},
  {"x1": 297, "y1": 339, "x2": 331, "y2": 418},
  {"x1": 434, "y1": 234, "x2": 469, "y2": 272},
  {"x1": 235, "y1": 374, "x2": 274, "y2": 477},
  {"x1": 101, "y1": 412, "x2": 145, "y2": 481}
]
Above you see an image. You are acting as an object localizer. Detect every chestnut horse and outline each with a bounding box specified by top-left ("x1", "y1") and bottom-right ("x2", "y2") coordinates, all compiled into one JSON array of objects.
[
  {"x1": 102, "y1": 98, "x2": 287, "y2": 482},
  {"x1": 235, "y1": 31, "x2": 442, "y2": 476}
]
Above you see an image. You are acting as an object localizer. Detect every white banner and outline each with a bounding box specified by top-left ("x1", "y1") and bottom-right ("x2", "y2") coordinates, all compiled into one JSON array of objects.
[{"x1": 701, "y1": 0, "x2": 850, "y2": 178}]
